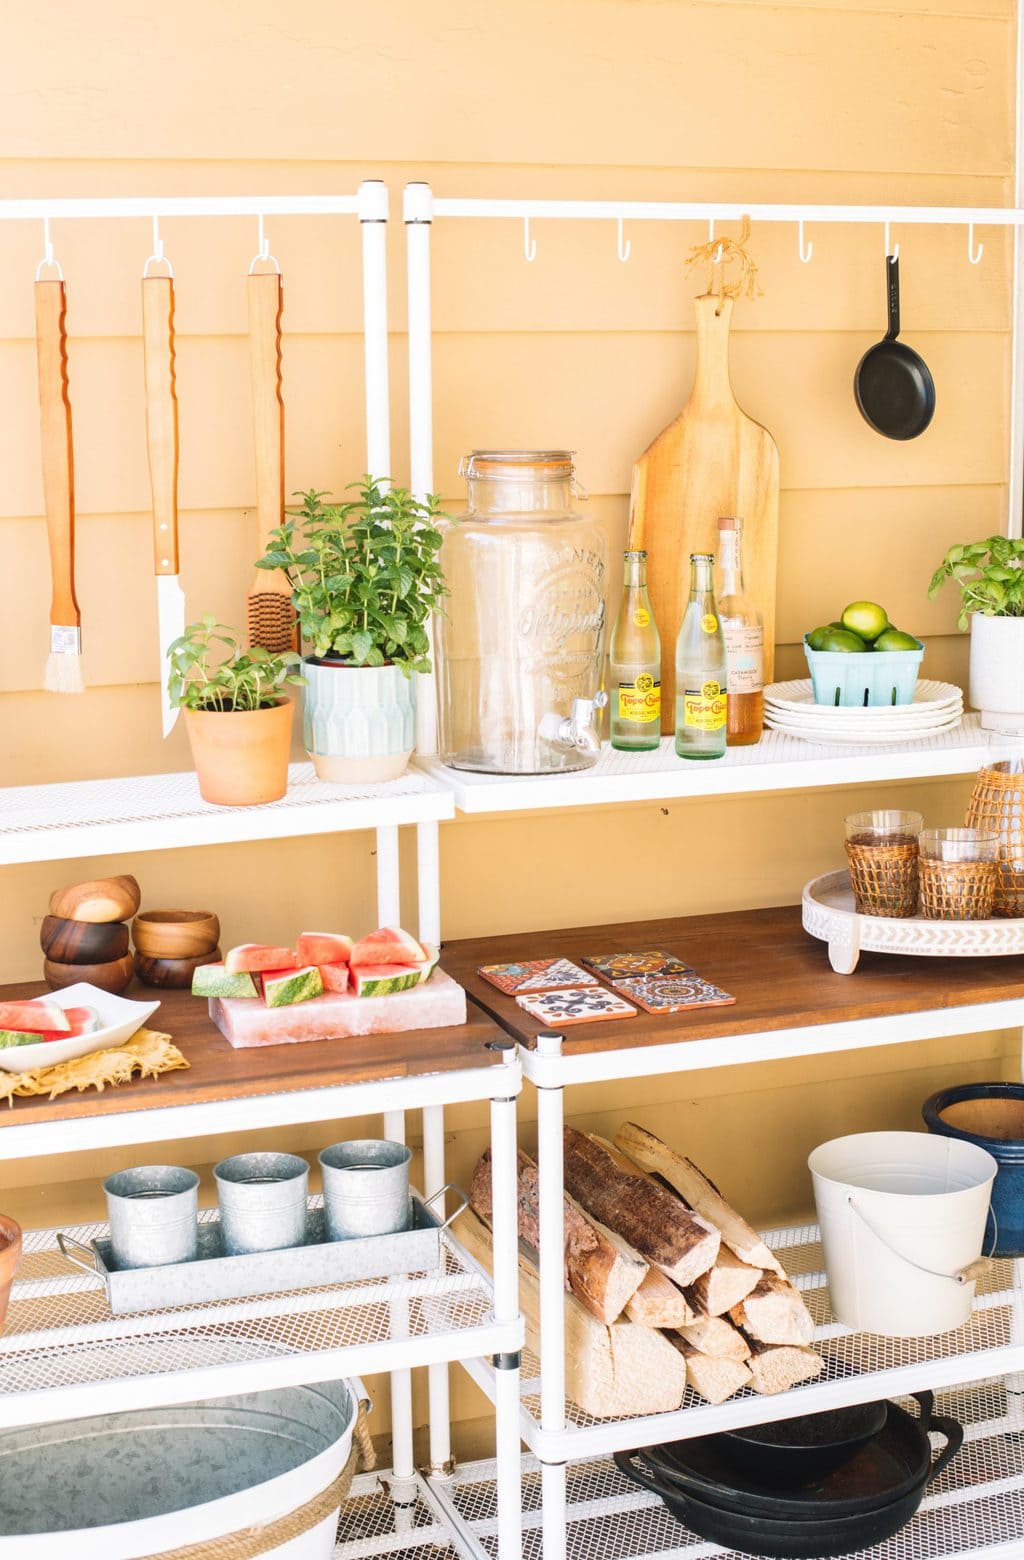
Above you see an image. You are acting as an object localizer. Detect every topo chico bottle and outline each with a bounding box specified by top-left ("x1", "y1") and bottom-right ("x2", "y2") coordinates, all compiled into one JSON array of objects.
[
  {"x1": 674, "y1": 552, "x2": 727, "y2": 760},
  {"x1": 609, "y1": 550, "x2": 661, "y2": 751}
]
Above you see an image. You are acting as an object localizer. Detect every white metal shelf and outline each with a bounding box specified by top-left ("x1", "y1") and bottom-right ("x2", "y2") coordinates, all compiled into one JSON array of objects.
[
  {"x1": 0, "y1": 1203, "x2": 523, "y2": 1432},
  {"x1": 0, "y1": 762, "x2": 454, "y2": 865},
  {"x1": 433, "y1": 1379, "x2": 1024, "y2": 1560}
]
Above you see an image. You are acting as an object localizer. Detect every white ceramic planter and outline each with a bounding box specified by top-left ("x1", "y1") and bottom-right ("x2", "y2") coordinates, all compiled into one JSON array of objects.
[
  {"x1": 302, "y1": 659, "x2": 415, "y2": 783},
  {"x1": 969, "y1": 612, "x2": 1024, "y2": 732}
]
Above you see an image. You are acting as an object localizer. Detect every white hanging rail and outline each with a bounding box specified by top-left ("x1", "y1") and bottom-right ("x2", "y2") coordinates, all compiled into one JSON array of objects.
[{"x1": 430, "y1": 196, "x2": 1024, "y2": 226}]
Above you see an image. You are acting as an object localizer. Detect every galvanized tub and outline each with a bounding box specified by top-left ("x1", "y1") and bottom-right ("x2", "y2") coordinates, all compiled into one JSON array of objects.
[
  {"x1": 319, "y1": 1138, "x2": 412, "y2": 1240},
  {"x1": 58, "y1": 1188, "x2": 466, "y2": 1314},
  {"x1": 214, "y1": 1151, "x2": 310, "y2": 1256},
  {"x1": 0, "y1": 1378, "x2": 357, "y2": 1558},
  {"x1": 104, "y1": 1164, "x2": 199, "y2": 1269}
]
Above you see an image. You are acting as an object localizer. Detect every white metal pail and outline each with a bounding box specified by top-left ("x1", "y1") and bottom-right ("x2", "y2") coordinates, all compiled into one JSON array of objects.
[{"x1": 809, "y1": 1131, "x2": 997, "y2": 1337}]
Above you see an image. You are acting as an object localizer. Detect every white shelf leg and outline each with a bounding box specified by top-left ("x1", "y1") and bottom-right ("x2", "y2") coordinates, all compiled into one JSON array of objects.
[
  {"x1": 536, "y1": 1035, "x2": 567, "y2": 1438},
  {"x1": 359, "y1": 179, "x2": 391, "y2": 485},
  {"x1": 490, "y1": 1060, "x2": 524, "y2": 1560},
  {"x1": 405, "y1": 180, "x2": 439, "y2": 758},
  {"x1": 382, "y1": 1106, "x2": 416, "y2": 1488},
  {"x1": 423, "y1": 1101, "x2": 452, "y2": 1476},
  {"x1": 416, "y1": 820, "x2": 442, "y2": 950},
  {"x1": 376, "y1": 824, "x2": 401, "y2": 928},
  {"x1": 541, "y1": 1460, "x2": 568, "y2": 1560}
]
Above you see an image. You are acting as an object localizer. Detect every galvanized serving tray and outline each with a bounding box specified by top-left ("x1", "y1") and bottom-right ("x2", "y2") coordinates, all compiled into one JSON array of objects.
[{"x1": 58, "y1": 1186, "x2": 466, "y2": 1316}]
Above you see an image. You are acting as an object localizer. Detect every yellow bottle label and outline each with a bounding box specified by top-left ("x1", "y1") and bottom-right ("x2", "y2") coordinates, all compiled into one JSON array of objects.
[
  {"x1": 632, "y1": 606, "x2": 651, "y2": 628},
  {"x1": 617, "y1": 672, "x2": 661, "y2": 724},
  {"x1": 701, "y1": 612, "x2": 719, "y2": 634},
  {"x1": 683, "y1": 680, "x2": 727, "y2": 731}
]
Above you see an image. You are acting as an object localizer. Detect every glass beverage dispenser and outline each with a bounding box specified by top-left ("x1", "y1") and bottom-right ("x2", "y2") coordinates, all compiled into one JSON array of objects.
[{"x1": 437, "y1": 451, "x2": 608, "y2": 773}]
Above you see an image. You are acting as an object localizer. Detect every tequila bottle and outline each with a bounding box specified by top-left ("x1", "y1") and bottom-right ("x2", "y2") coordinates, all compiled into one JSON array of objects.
[
  {"x1": 609, "y1": 550, "x2": 661, "y2": 751},
  {"x1": 718, "y1": 515, "x2": 764, "y2": 747},
  {"x1": 674, "y1": 553, "x2": 727, "y2": 760}
]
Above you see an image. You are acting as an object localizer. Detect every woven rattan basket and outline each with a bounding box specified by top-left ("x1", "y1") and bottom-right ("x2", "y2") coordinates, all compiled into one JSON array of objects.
[
  {"x1": 844, "y1": 837, "x2": 919, "y2": 917},
  {"x1": 965, "y1": 763, "x2": 1024, "y2": 917},
  {"x1": 919, "y1": 858, "x2": 997, "y2": 921}
]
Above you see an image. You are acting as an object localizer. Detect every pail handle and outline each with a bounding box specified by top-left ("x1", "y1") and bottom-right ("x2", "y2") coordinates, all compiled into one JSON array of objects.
[
  {"x1": 847, "y1": 1196, "x2": 996, "y2": 1285},
  {"x1": 56, "y1": 1231, "x2": 104, "y2": 1281},
  {"x1": 422, "y1": 1183, "x2": 470, "y2": 1232}
]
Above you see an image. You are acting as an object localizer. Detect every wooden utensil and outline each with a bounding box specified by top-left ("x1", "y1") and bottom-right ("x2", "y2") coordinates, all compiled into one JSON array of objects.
[
  {"x1": 34, "y1": 278, "x2": 83, "y2": 693},
  {"x1": 40, "y1": 916, "x2": 130, "y2": 965},
  {"x1": 132, "y1": 910, "x2": 220, "y2": 960},
  {"x1": 142, "y1": 272, "x2": 186, "y2": 735},
  {"x1": 246, "y1": 270, "x2": 296, "y2": 652},
  {"x1": 628, "y1": 294, "x2": 779, "y2": 733}
]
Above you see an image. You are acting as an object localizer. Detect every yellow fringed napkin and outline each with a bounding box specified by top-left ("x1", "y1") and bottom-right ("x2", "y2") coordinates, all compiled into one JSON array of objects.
[{"x1": 0, "y1": 1028, "x2": 189, "y2": 1106}]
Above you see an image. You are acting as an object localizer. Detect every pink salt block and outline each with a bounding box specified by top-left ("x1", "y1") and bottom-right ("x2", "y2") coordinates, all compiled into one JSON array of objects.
[{"x1": 210, "y1": 967, "x2": 467, "y2": 1048}]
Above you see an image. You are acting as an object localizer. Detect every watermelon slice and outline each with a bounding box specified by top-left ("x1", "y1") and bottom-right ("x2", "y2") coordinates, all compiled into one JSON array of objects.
[
  {"x1": 0, "y1": 998, "x2": 71, "y2": 1034},
  {"x1": 416, "y1": 943, "x2": 440, "y2": 984},
  {"x1": 262, "y1": 965, "x2": 324, "y2": 1008},
  {"x1": 192, "y1": 963, "x2": 261, "y2": 1000},
  {"x1": 350, "y1": 963, "x2": 423, "y2": 997},
  {"x1": 296, "y1": 932, "x2": 354, "y2": 967},
  {"x1": 0, "y1": 1005, "x2": 100, "y2": 1049},
  {"x1": 350, "y1": 928, "x2": 427, "y2": 967},
  {"x1": 318, "y1": 962, "x2": 350, "y2": 994},
  {"x1": 224, "y1": 944, "x2": 298, "y2": 975}
]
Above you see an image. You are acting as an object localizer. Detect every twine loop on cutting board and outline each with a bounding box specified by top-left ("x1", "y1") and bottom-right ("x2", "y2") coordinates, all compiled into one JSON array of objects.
[{"x1": 686, "y1": 215, "x2": 762, "y2": 308}]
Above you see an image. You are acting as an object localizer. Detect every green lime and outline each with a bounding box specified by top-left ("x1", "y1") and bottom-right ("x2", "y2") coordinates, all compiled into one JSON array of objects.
[
  {"x1": 817, "y1": 627, "x2": 868, "y2": 653},
  {"x1": 841, "y1": 601, "x2": 889, "y2": 642},
  {"x1": 806, "y1": 625, "x2": 835, "y2": 651},
  {"x1": 873, "y1": 627, "x2": 920, "y2": 652},
  {"x1": 829, "y1": 620, "x2": 846, "y2": 630}
]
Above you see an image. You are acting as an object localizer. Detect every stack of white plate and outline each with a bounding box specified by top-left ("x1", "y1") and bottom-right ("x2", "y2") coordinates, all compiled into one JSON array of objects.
[{"x1": 763, "y1": 679, "x2": 963, "y2": 746}]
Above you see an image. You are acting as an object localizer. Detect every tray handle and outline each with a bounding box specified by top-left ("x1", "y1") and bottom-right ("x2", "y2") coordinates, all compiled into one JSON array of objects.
[
  {"x1": 56, "y1": 1231, "x2": 104, "y2": 1279},
  {"x1": 422, "y1": 1183, "x2": 470, "y2": 1232}
]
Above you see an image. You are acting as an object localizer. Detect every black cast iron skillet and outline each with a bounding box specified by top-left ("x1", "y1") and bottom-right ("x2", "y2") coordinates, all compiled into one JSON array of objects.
[
  {"x1": 708, "y1": 1397, "x2": 888, "y2": 1484},
  {"x1": 854, "y1": 255, "x2": 935, "y2": 440},
  {"x1": 614, "y1": 1396, "x2": 963, "y2": 1558}
]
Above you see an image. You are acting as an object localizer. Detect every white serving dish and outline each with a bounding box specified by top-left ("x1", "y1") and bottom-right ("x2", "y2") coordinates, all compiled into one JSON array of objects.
[
  {"x1": 767, "y1": 715, "x2": 963, "y2": 746},
  {"x1": 765, "y1": 677, "x2": 962, "y2": 716},
  {"x1": 0, "y1": 985, "x2": 161, "y2": 1074},
  {"x1": 803, "y1": 868, "x2": 1024, "y2": 973}
]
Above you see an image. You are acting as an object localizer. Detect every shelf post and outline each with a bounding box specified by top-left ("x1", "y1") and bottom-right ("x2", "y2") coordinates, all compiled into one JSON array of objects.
[
  {"x1": 490, "y1": 1051, "x2": 524, "y2": 1560},
  {"x1": 423, "y1": 1099, "x2": 453, "y2": 1476},
  {"x1": 405, "y1": 181, "x2": 439, "y2": 757},
  {"x1": 416, "y1": 819, "x2": 441, "y2": 949},
  {"x1": 359, "y1": 178, "x2": 391, "y2": 486},
  {"x1": 1010, "y1": 7, "x2": 1024, "y2": 537},
  {"x1": 376, "y1": 824, "x2": 402, "y2": 927},
  {"x1": 535, "y1": 1030, "x2": 568, "y2": 1560}
]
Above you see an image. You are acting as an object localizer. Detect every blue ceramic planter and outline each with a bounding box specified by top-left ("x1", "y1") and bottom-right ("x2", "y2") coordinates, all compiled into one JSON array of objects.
[
  {"x1": 924, "y1": 1083, "x2": 1024, "y2": 1257},
  {"x1": 302, "y1": 659, "x2": 415, "y2": 783}
]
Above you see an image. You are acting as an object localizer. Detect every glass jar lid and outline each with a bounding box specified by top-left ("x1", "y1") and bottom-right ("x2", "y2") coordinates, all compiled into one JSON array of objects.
[{"x1": 459, "y1": 450, "x2": 576, "y2": 481}]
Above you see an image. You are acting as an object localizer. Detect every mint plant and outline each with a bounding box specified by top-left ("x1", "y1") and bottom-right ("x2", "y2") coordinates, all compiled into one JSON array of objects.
[
  {"x1": 168, "y1": 616, "x2": 303, "y2": 712},
  {"x1": 929, "y1": 536, "x2": 1024, "y2": 632}
]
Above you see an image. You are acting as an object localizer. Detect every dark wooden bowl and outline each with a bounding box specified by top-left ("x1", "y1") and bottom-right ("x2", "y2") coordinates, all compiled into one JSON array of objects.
[
  {"x1": 133, "y1": 948, "x2": 223, "y2": 989},
  {"x1": 49, "y1": 874, "x2": 141, "y2": 924},
  {"x1": 44, "y1": 953, "x2": 135, "y2": 994},
  {"x1": 39, "y1": 914, "x2": 129, "y2": 964},
  {"x1": 132, "y1": 910, "x2": 220, "y2": 959}
]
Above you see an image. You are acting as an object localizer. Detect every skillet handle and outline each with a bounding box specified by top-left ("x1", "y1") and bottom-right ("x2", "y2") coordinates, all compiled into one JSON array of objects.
[
  {"x1": 885, "y1": 254, "x2": 901, "y2": 341},
  {"x1": 911, "y1": 1390, "x2": 934, "y2": 1428},
  {"x1": 613, "y1": 1449, "x2": 686, "y2": 1505},
  {"x1": 925, "y1": 1414, "x2": 965, "y2": 1487}
]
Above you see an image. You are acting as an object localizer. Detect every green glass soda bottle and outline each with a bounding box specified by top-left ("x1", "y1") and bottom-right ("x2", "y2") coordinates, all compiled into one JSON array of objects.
[
  {"x1": 674, "y1": 552, "x2": 727, "y2": 760},
  {"x1": 609, "y1": 550, "x2": 661, "y2": 751}
]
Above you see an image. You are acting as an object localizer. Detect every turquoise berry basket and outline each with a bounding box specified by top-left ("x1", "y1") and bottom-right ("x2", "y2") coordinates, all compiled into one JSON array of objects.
[{"x1": 803, "y1": 635, "x2": 925, "y2": 707}]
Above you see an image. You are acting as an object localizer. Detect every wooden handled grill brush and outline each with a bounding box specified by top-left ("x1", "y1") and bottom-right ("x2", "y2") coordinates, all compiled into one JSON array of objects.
[{"x1": 246, "y1": 263, "x2": 297, "y2": 653}]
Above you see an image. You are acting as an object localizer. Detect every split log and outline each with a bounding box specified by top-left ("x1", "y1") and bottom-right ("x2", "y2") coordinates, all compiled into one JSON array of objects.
[
  {"x1": 471, "y1": 1149, "x2": 648, "y2": 1325},
  {"x1": 746, "y1": 1342, "x2": 823, "y2": 1395},
  {"x1": 614, "y1": 1122, "x2": 785, "y2": 1275},
  {"x1": 625, "y1": 1268, "x2": 697, "y2": 1328},
  {"x1": 562, "y1": 1128, "x2": 720, "y2": 1287},
  {"x1": 687, "y1": 1247, "x2": 762, "y2": 1318},
  {"x1": 675, "y1": 1314, "x2": 751, "y2": 1362},
  {"x1": 666, "y1": 1334, "x2": 753, "y2": 1405},
  {"x1": 458, "y1": 1208, "x2": 686, "y2": 1420},
  {"x1": 730, "y1": 1275, "x2": 815, "y2": 1347}
]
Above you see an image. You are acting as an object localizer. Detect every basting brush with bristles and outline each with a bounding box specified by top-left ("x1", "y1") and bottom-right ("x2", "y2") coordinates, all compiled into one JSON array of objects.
[
  {"x1": 35, "y1": 276, "x2": 83, "y2": 694},
  {"x1": 246, "y1": 267, "x2": 297, "y2": 653}
]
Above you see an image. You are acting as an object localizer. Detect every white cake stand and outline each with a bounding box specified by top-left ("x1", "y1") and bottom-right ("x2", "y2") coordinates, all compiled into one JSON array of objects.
[{"x1": 802, "y1": 869, "x2": 1024, "y2": 973}]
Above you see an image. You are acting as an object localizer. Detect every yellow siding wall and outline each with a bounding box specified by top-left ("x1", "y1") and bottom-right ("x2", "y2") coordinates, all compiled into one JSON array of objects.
[{"x1": 1, "y1": 0, "x2": 1019, "y2": 1457}]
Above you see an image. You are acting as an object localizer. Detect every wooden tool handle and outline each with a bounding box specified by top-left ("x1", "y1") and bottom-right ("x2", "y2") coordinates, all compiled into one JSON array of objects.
[
  {"x1": 142, "y1": 275, "x2": 179, "y2": 575},
  {"x1": 247, "y1": 271, "x2": 284, "y2": 549},
  {"x1": 34, "y1": 279, "x2": 79, "y2": 627}
]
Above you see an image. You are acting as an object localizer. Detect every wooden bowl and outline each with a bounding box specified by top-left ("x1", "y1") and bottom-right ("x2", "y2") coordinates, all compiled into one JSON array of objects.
[
  {"x1": 132, "y1": 910, "x2": 220, "y2": 960},
  {"x1": 39, "y1": 914, "x2": 129, "y2": 964},
  {"x1": 133, "y1": 948, "x2": 223, "y2": 989},
  {"x1": 0, "y1": 1214, "x2": 22, "y2": 1336},
  {"x1": 43, "y1": 953, "x2": 135, "y2": 995},
  {"x1": 49, "y1": 874, "x2": 141, "y2": 924}
]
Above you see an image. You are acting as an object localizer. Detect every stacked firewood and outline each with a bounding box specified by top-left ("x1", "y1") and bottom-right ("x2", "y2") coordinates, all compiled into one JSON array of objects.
[{"x1": 463, "y1": 1120, "x2": 821, "y2": 1420}]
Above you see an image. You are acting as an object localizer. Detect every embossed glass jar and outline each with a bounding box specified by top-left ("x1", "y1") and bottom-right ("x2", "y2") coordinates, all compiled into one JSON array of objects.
[{"x1": 437, "y1": 451, "x2": 607, "y2": 773}]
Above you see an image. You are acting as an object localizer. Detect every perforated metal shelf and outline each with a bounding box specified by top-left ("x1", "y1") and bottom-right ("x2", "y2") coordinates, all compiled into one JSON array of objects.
[
  {"x1": 0, "y1": 762, "x2": 453, "y2": 864},
  {"x1": 335, "y1": 1471, "x2": 459, "y2": 1560},
  {"x1": 1, "y1": 1201, "x2": 519, "y2": 1429}
]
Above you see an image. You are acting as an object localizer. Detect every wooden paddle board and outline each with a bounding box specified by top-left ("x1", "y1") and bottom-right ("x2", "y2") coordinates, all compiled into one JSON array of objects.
[{"x1": 628, "y1": 294, "x2": 779, "y2": 734}]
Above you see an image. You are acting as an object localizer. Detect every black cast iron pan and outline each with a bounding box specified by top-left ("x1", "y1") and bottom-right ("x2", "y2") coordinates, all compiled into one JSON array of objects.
[
  {"x1": 709, "y1": 1398, "x2": 888, "y2": 1483},
  {"x1": 854, "y1": 255, "x2": 935, "y2": 440}
]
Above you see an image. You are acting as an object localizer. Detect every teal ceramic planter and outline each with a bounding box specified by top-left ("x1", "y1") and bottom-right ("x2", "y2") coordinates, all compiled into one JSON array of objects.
[{"x1": 302, "y1": 659, "x2": 415, "y2": 783}]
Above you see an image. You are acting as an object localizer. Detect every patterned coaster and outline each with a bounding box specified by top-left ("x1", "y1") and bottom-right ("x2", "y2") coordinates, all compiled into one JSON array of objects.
[
  {"x1": 612, "y1": 974, "x2": 735, "y2": 1015},
  {"x1": 477, "y1": 958, "x2": 598, "y2": 996},
  {"x1": 582, "y1": 949, "x2": 694, "y2": 981},
  {"x1": 514, "y1": 986, "x2": 637, "y2": 1026}
]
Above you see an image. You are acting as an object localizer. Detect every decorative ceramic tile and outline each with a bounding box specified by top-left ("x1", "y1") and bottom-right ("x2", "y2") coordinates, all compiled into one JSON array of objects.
[
  {"x1": 582, "y1": 949, "x2": 695, "y2": 980},
  {"x1": 514, "y1": 986, "x2": 637, "y2": 1026},
  {"x1": 612, "y1": 974, "x2": 736, "y2": 1015},
  {"x1": 477, "y1": 958, "x2": 598, "y2": 996}
]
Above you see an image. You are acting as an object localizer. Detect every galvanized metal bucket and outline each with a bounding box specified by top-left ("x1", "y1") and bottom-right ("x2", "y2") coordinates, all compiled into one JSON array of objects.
[
  {"x1": 104, "y1": 1165, "x2": 199, "y2": 1270},
  {"x1": 318, "y1": 1139, "x2": 412, "y2": 1241},
  {"x1": 214, "y1": 1152, "x2": 310, "y2": 1256}
]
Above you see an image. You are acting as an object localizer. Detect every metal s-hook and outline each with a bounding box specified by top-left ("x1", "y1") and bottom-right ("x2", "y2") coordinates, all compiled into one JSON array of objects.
[
  {"x1": 523, "y1": 215, "x2": 536, "y2": 263},
  {"x1": 34, "y1": 216, "x2": 64, "y2": 281},
  {"x1": 143, "y1": 214, "x2": 174, "y2": 278},
  {"x1": 709, "y1": 218, "x2": 723, "y2": 264},
  {"x1": 968, "y1": 223, "x2": 984, "y2": 265},
  {"x1": 248, "y1": 212, "x2": 281, "y2": 275},
  {"x1": 797, "y1": 220, "x2": 813, "y2": 264},
  {"x1": 884, "y1": 221, "x2": 899, "y2": 261},
  {"x1": 616, "y1": 217, "x2": 631, "y2": 263}
]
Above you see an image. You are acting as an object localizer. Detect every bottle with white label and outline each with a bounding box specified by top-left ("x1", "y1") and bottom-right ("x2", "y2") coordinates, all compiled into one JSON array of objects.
[
  {"x1": 609, "y1": 550, "x2": 661, "y2": 751},
  {"x1": 718, "y1": 515, "x2": 764, "y2": 747},
  {"x1": 674, "y1": 553, "x2": 727, "y2": 760}
]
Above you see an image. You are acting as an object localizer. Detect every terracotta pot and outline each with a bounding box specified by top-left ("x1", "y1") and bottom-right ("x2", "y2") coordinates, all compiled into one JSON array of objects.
[
  {"x1": 183, "y1": 699, "x2": 293, "y2": 807},
  {"x1": 0, "y1": 1215, "x2": 22, "y2": 1335}
]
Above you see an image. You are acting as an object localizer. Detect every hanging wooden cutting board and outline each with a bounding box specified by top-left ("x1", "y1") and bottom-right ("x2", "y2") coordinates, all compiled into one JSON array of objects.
[{"x1": 628, "y1": 293, "x2": 779, "y2": 734}]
